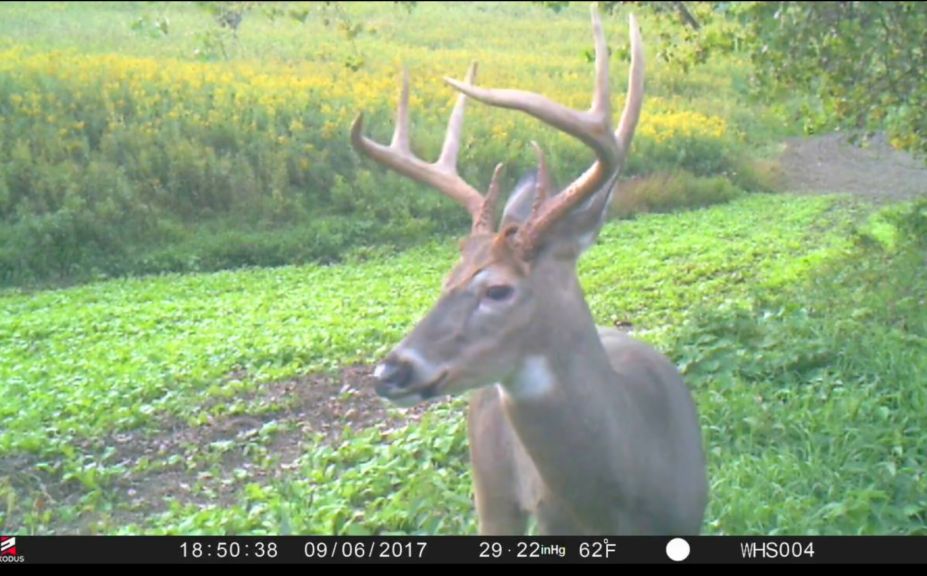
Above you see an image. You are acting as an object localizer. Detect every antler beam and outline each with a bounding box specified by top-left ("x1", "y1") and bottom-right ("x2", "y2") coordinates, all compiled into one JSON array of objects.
[{"x1": 351, "y1": 63, "x2": 504, "y2": 235}]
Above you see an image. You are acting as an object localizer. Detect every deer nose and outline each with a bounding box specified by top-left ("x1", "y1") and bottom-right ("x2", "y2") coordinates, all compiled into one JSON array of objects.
[{"x1": 373, "y1": 358, "x2": 413, "y2": 389}]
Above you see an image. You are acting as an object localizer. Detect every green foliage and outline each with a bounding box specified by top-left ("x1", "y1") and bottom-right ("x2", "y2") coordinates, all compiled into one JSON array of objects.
[
  {"x1": 610, "y1": 170, "x2": 744, "y2": 218},
  {"x1": 9, "y1": 194, "x2": 920, "y2": 535},
  {"x1": 130, "y1": 14, "x2": 170, "y2": 39},
  {"x1": 884, "y1": 198, "x2": 927, "y2": 246},
  {"x1": 741, "y1": 2, "x2": 927, "y2": 157},
  {"x1": 110, "y1": 411, "x2": 475, "y2": 535},
  {"x1": 669, "y1": 206, "x2": 927, "y2": 533},
  {"x1": 600, "y1": 2, "x2": 927, "y2": 159},
  {"x1": 0, "y1": 1, "x2": 791, "y2": 287}
]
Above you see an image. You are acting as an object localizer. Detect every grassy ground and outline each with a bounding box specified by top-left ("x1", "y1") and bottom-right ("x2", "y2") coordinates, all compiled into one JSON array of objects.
[{"x1": 3, "y1": 193, "x2": 925, "y2": 534}]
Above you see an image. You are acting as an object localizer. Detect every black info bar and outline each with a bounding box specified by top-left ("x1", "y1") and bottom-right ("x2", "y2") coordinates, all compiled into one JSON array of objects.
[{"x1": 2, "y1": 535, "x2": 925, "y2": 564}]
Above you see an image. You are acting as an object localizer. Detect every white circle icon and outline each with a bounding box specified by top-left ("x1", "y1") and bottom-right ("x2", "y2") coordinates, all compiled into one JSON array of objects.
[{"x1": 666, "y1": 537, "x2": 691, "y2": 561}]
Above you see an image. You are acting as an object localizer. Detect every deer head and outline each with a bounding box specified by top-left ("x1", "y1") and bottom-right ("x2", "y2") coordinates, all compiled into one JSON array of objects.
[{"x1": 351, "y1": 5, "x2": 642, "y2": 407}]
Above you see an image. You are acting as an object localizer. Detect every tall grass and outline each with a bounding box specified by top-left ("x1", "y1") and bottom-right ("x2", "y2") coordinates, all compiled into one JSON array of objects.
[{"x1": 0, "y1": 2, "x2": 791, "y2": 286}]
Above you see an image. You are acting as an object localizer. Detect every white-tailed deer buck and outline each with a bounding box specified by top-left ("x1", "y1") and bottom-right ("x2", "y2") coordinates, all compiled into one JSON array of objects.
[{"x1": 351, "y1": 5, "x2": 707, "y2": 535}]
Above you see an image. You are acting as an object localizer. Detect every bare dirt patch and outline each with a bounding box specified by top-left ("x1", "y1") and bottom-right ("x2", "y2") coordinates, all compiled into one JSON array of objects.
[
  {"x1": 779, "y1": 132, "x2": 927, "y2": 202},
  {"x1": 4, "y1": 364, "x2": 445, "y2": 533},
  {"x1": 96, "y1": 364, "x2": 441, "y2": 530}
]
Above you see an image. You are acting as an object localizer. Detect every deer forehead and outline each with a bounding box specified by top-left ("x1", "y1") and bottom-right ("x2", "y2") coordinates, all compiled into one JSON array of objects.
[{"x1": 444, "y1": 242, "x2": 527, "y2": 293}]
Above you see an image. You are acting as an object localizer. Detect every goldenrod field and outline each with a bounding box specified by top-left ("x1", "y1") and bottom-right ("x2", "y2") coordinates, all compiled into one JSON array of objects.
[{"x1": 0, "y1": 1, "x2": 780, "y2": 285}]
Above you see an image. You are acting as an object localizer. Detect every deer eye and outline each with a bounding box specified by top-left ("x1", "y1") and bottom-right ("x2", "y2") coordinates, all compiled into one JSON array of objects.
[{"x1": 484, "y1": 285, "x2": 514, "y2": 302}]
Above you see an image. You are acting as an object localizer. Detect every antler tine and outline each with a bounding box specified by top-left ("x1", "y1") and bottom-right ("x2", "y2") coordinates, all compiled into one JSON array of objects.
[
  {"x1": 521, "y1": 8, "x2": 643, "y2": 257},
  {"x1": 390, "y1": 67, "x2": 411, "y2": 153},
  {"x1": 439, "y1": 62, "x2": 478, "y2": 171},
  {"x1": 351, "y1": 64, "x2": 486, "y2": 220},
  {"x1": 616, "y1": 13, "x2": 644, "y2": 165},
  {"x1": 528, "y1": 142, "x2": 550, "y2": 222},
  {"x1": 444, "y1": 6, "x2": 618, "y2": 167},
  {"x1": 446, "y1": 4, "x2": 643, "y2": 258},
  {"x1": 473, "y1": 162, "x2": 506, "y2": 234},
  {"x1": 589, "y1": 2, "x2": 612, "y2": 123}
]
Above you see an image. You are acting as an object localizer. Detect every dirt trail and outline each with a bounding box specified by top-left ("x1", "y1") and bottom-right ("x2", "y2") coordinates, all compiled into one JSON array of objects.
[{"x1": 778, "y1": 132, "x2": 927, "y2": 202}]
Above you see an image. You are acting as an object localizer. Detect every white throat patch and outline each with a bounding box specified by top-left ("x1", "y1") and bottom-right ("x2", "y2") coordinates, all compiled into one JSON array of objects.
[{"x1": 501, "y1": 355, "x2": 556, "y2": 401}]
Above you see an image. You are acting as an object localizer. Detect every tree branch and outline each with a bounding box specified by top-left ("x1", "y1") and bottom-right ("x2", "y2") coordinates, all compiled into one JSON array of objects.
[{"x1": 674, "y1": 2, "x2": 701, "y2": 30}]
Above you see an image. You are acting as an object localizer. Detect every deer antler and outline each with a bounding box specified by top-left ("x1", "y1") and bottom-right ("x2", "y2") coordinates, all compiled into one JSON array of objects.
[
  {"x1": 351, "y1": 63, "x2": 504, "y2": 235},
  {"x1": 445, "y1": 5, "x2": 644, "y2": 258}
]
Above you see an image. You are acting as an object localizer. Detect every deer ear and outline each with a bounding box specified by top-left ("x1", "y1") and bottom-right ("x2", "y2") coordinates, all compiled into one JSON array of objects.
[
  {"x1": 500, "y1": 169, "x2": 541, "y2": 229},
  {"x1": 551, "y1": 175, "x2": 616, "y2": 255},
  {"x1": 501, "y1": 170, "x2": 616, "y2": 261}
]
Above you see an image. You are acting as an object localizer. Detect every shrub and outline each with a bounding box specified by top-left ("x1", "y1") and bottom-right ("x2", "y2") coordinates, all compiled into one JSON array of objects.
[{"x1": 610, "y1": 170, "x2": 744, "y2": 218}]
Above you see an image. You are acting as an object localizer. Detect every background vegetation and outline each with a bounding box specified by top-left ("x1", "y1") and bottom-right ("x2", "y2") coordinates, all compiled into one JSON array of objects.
[
  {"x1": 1, "y1": 1, "x2": 925, "y2": 536},
  {"x1": 1, "y1": 1, "x2": 786, "y2": 286}
]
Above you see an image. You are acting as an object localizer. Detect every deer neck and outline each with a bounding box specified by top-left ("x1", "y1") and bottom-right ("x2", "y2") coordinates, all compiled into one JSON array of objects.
[{"x1": 496, "y1": 269, "x2": 632, "y2": 524}]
